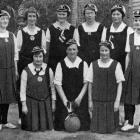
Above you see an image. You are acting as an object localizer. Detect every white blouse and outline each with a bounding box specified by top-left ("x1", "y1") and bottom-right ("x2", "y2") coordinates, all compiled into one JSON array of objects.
[
  {"x1": 0, "y1": 30, "x2": 18, "y2": 61},
  {"x1": 54, "y1": 56, "x2": 88, "y2": 86},
  {"x1": 109, "y1": 22, "x2": 134, "y2": 53},
  {"x1": 134, "y1": 32, "x2": 140, "y2": 46},
  {"x1": 17, "y1": 26, "x2": 46, "y2": 51},
  {"x1": 74, "y1": 22, "x2": 106, "y2": 46},
  {"x1": 86, "y1": 59, "x2": 125, "y2": 83},
  {"x1": 20, "y1": 62, "x2": 56, "y2": 101}
]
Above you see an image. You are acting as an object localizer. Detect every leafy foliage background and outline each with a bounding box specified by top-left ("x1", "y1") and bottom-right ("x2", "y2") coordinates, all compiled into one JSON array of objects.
[{"x1": 0, "y1": 0, "x2": 129, "y2": 32}]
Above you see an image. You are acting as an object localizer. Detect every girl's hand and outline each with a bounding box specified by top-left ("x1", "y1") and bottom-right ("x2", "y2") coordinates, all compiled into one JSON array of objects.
[
  {"x1": 89, "y1": 101, "x2": 93, "y2": 112},
  {"x1": 63, "y1": 100, "x2": 68, "y2": 107},
  {"x1": 22, "y1": 104, "x2": 28, "y2": 114},
  {"x1": 15, "y1": 70, "x2": 19, "y2": 81},
  {"x1": 114, "y1": 100, "x2": 120, "y2": 112},
  {"x1": 74, "y1": 97, "x2": 82, "y2": 107},
  {"x1": 88, "y1": 101, "x2": 93, "y2": 119}
]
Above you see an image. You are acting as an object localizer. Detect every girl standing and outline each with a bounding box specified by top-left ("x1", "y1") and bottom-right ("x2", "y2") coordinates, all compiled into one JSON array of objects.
[
  {"x1": 46, "y1": 4, "x2": 75, "y2": 72},
  {"x1": 0, "y1": 9, "x2": 18, "y2": 130},
  {"x1": 54, "y1": 39, "x2": 90, "y2": 131},
  {"x1": 121, "y1": 10, "x2": 140, "y2": 132},
  {"x1": 20, "y1": 46, "x2": 56, "y2": 131},
  {"x1": 106, "y1": 4, "x2": 133, "y2": 72},
  {"x1": 17, "y1": 6, "x2": 46, "y2": 76},
  {"x1": 105, "y1": 5, "x2": 133, "y2": 126},
  {"x1": 88, "y1": 41, "x2": 125, "y2": 133},
  {"x1": 74, "y1": 3, "x2": 106, "y2": 65},
  {"x1": 17, "y1": 7, "x2": 46, "y2": 123}
]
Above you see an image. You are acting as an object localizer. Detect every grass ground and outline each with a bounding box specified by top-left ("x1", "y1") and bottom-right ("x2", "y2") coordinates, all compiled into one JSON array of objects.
[{"x1": 0, "y1": 104, "x2": 140, "y2": 140}]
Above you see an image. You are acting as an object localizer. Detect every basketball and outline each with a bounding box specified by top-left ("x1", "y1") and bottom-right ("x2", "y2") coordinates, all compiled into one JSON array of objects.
[{"x1": 64, "y1": 113, "x2": 81, "y2": 132}]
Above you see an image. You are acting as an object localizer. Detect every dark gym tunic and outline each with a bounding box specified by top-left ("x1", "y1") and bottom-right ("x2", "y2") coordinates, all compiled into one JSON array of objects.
[
  {"x1": 77, "y1": 23, "x2": 104, "y2": 65},
  {"x1": 48, "y1": 23, "x2": 75, "y2": 72},
  {"x1": 54, "y1": 58, "x2": 90, "y2": 131}
]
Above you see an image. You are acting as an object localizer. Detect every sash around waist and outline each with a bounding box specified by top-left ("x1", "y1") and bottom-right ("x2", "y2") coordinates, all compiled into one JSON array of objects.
[{"x1": 26, "y1": 94, "x2": 50, "y2": 101}]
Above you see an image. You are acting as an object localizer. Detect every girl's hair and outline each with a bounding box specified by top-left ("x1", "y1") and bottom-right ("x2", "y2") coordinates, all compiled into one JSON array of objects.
[
  {"x1": 32, "y1": 46, "x2": 45, "y2": 57},
  {"x1": 24, "y1": 7, "x2": 39, "y2": 21},
  {"x1": 0, "y1": 10, "x2": 10, "y2": 18},
  {"x1": 99, "y1": 41, "x2": 112, "y2": 50},
  {"x1": 83, "y1": 3, "x2": 98, "y2": 15},
  {"x1": 66, "y1": 39, "x2": 77, "y2": 48},
  {"x1": 56, "y1": 4, "x2": 71, "y2": 17},
  {"x1": 111, "y1": 4, "x2": 126, "y2": 18}
]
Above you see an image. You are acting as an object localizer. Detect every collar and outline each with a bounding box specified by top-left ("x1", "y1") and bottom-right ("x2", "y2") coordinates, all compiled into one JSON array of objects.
[
  {"x1": 82, "y1": 22, "x2": 100, "y2": 32},
  {"x1": 23, "y1": 26, "x2": 41, "y2": 35},
  {"x1": 110, "y1": 22, "x2": 126, "y2": 32},
  {"x1": 53, "y1": 21, "x2": 71, "y2": 30},
  {"x1": 134, "y1": 31, "x2": 140, "y2": 37},
  {"x1": 28, "y1": 62, "x2": 47, "y2": 75},
  {"x1": 0, "y1": 30, "x2": 9, "y2": 38},
  {"x1": 64, "y1": 56, "x2": 82, "y2": 68},
  {"x1": 98, "y1": 59, "x2": 113, "y2": 67}
]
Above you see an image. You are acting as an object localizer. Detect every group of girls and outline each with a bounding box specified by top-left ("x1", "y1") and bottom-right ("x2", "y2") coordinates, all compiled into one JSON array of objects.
[{"x1": 0, "y1": 1, "x2": 140, "y2": 135}]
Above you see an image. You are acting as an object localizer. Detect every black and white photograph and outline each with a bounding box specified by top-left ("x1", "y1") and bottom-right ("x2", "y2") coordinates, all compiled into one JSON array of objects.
[{"x1": 0, "y1": 0, "x2": 140, "y2": 140}]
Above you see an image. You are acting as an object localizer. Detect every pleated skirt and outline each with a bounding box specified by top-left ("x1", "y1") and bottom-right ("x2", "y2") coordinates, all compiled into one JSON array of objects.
[
  {"x1": 90, "y1": 101, "x2": 119, "y2": 134},
  {"x1": 21, "y1": 96, "x2": 53, "y2": 131}
]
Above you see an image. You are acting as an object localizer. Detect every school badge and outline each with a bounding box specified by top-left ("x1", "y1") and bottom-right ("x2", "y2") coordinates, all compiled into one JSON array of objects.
[
  {"x1": 30, "y1": 35, "x2": 35, "y2": 41},
  {"x1": 88, "y1": 32, "x2": 91, "y2": 35},
  {"x1": 136, "y1": 46, "x2": 140, "y2": 50},
  {"x1": 37, "y1": 76, "x2": 43, "y2": 82},
  {"x1": 5, "y1": 38, "x2": 8, "y2": 42}
]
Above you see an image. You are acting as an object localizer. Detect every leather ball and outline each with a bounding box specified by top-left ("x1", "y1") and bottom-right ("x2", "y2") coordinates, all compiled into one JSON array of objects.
[{"x1": 64, "y1": 113, "x2": 81, "y2": 132}]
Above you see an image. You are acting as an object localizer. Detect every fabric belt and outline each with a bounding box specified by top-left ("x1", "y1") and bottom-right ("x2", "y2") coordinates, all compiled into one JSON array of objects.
[{"x1": 27, "y1": 94, "x2": 50, "y2": 101}]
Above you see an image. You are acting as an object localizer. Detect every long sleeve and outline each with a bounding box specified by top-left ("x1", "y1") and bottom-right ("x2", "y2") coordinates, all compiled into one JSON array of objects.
[
  {"x1": 46, "y1": 28, "x2": 51, "y2": 43},
  {"x1": 13, "y1": 34, "x2": 19, "y2": 61},
  {"x1": 115, "y1": 62, "x2": 125, "y2": 83},
  {"x1": 20, "y1": 70, "x2": 27, "y2": 102},
  {"x1": 49, "y1": 68, "x2": 56, "y2": 100},
  {"x1": 41, "y1": 30, "x2": 47, "y2": 51},
  {"x1": 85, "y1": 63, "x2": 93, "y2": 83},
  {"x1": 101, "y1": 27, "x2": 107, "y2": 41},
  {"x1": 54, "y1": 63, "x2": 63, "y2": 86},
  {"x1": 83, "y1": 61, "x2": 89, "y2": 83},
  {"x1": 125, "y1": 27, "x2": 134, "y2": 53},
  {"x1": 73, "y1": 28, "x2": 80, "y2": 46},
  {"x1": 16, "y1": 30, "x2": 23, "y2": 51}
]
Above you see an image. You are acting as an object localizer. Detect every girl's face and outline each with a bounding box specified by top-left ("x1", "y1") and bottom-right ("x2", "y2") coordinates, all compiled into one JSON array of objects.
[
  {"x1": 66, "y1": 44, "x2": 78, "y2": 61},
  {"x1": 33, "y1": 52, "x2": 43, "y2": 66},
  {"x1": 57, "y1": 11, "x2": 68, "y2": 23},
  {"x1": 112, "y1": 10, "x2": 123, "y2": 24},
  {"x1": 100, "y1": 45, "x2": 110, "y2": 60},
  {"x1": 133, "y1": 17, "x2": 140, "y2": 32},
  {"x1": 27, "y1": 12, "x2": 37, "y2": 26},
  {"x1": 0, "y1": 15, "x2": 9, "y2": 29},
  {"x1": 84, "y1": 9, "x2": 96, "y2": 22}
]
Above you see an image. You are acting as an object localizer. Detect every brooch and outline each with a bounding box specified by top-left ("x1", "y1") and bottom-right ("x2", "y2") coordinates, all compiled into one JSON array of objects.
[
  {"x1": 30, "y1": 35, "x2": 35, "y2": 41},
  {"x1": 37, "y1": 76, "x2": 43, "y2": 82},
  {"x1": 88, "y1": 32, "x2": 91, "y2": 35},
  {"x1": 110, "y1": 35, "x2": 114, "y2": 39},
  {"x1": 136, "y1": 46, "x2": 140, "y2": 50},
  {"x1": 5, "y1": 38, "x2": 8, "y2": 42}
]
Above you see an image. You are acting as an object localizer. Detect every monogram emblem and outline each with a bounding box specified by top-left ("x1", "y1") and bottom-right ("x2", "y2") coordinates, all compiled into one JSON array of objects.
[
  {"x1": 30, "y1": 35, "x2": 35, "y2": 41},
  {"x1": 5, "y1": 38, "x2": 8, "y2": 42},
  {"x1": 37, "y1": 76, "x2": 43, "y2": 82}
]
